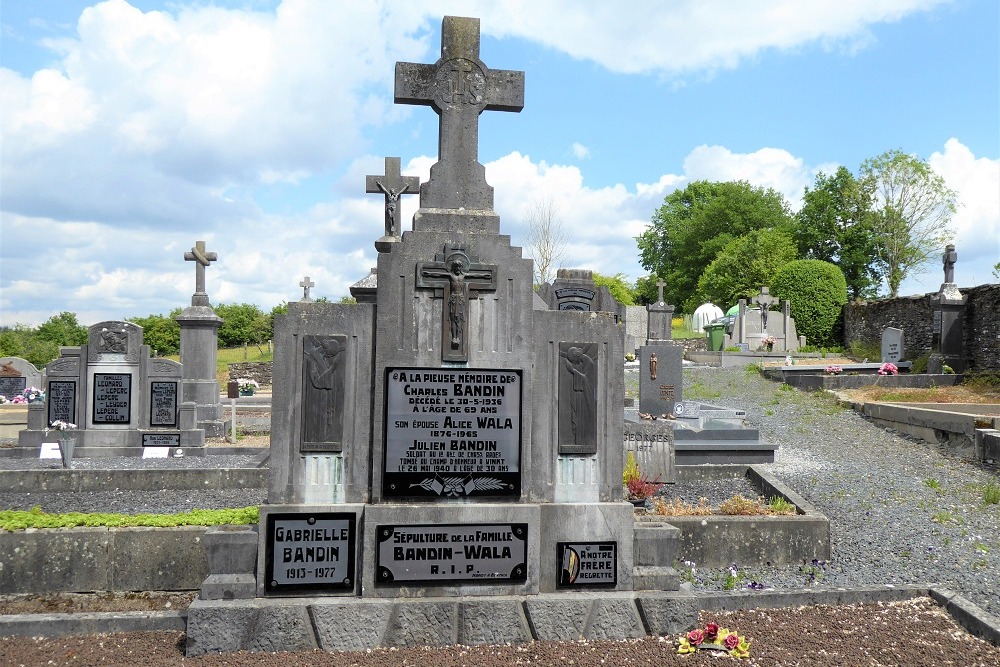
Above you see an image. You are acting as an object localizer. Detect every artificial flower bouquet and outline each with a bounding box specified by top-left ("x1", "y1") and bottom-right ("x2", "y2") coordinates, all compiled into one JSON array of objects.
[{"x1": 677, "y1": 621, "x2": 751, "y2": 658}]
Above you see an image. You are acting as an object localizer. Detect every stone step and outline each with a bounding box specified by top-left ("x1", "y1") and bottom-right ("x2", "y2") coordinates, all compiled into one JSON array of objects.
[
  {"x1": 633, "y1": 522, "x2": 680, "y2": 568},
  {"x1": 632, "y1": 565, "x2": 680, "y2": 591}
]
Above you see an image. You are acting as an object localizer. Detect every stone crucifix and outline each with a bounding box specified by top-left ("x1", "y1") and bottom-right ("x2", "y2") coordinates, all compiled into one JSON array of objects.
[
  {"x1": 753, "y1": 286, "x2": 779, "y2": 331},
  {"x1": 366, "y1": 157, "x2": 420, "y2": 252},
  {"x1": 395, "y1": 16, "x2": 524, "y2": 215},
  {"x1": 416, "y1": 245, "x2": 497, "y2": 362},
  {"x1": 299, "y1": 276, "x2": 315, "y2": 303},
  {"x1": 184, "y1": 240, "x2": 217, "y2": 307},
  {"x1": 656, "y1": 278, "x2": 666, "y2": 305}
]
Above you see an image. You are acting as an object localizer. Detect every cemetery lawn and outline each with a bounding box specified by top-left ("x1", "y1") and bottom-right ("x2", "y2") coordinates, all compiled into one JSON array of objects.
[{"x1": 840, "y1": 383, "x2": 1000, "y2": 405}]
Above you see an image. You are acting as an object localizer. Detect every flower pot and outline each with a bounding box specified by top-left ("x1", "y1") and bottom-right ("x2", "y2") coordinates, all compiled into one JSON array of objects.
[
  {"x1": 58, "y1": 436, "x2": 75, "y2": 468},
  {"x1": 629, "y1": 498, "x2": 648, "y2": 509}
]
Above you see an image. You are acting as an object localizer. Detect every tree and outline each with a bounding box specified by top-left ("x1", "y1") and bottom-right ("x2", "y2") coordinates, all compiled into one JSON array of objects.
[
  {"x1": 525, "y1": 199, "x2": 567, "y2": 285},
  {"x1": 127, "y1": 313, "x2": 180, "y2": 355},
  {"x1": 592, "y1": 272, "x2": 636, "y2": 305},
  {"x1": 793, "y1": 167, "x2": 881, "y2": 300},
  {"x1": 993, "y1": 261, "x2": 999, "y2": 280},
  {"x1": 637, "y1": 181, "x2": 795, "y2": 312},
  {"x1": 860, "y1": 149, "x2": 957, "y2": 297},
  {"x1": 35, "y1": 312, "x2": 88, "y2": 347},
  {"x1": 771, "y1": 260, "x2": 848, "y2": 348},
  {"x1": 690, "y1": 228, "x2": 798, "y2": 312},
  {"x1": 214, "y1": 303, "x2": 270, "y2": 347}
]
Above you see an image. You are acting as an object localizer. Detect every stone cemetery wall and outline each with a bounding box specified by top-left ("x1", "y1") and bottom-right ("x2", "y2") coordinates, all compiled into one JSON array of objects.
[
  {"x1": 843, "y1": 284, "x2": 1000, "y2": 370},
  {"x1": 228, "y1": 362, "x2": 273, "y2": 386}
]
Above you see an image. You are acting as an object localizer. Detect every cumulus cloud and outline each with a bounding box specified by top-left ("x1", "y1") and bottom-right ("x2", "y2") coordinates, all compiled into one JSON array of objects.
[{"x1": 571, "y1": 142, "x2": 590, "y2": 160}]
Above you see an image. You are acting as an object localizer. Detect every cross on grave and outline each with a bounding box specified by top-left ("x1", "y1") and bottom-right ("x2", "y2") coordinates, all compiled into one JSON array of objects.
[
  {"x1": 299, "y1": 276, "x2": 315, "y2": 303},
  {"x1": 184, "y1": 240, "x2": 217, "y2": 306},
  {"x1": 656, "y1": 278, "x2": 666, "y2": 305},
  {"x1": 415, "y1": 245, "x2": 497, "y2": 363},
  {"x1": 753, "y1": 286, "x2": 779, "y2": 331},
  {"x1": 395, "y1": 16, "x2": 524, "y2": 213},
  {"x1": 366, "y1": 157, "x2": 419, "y2": 248}
]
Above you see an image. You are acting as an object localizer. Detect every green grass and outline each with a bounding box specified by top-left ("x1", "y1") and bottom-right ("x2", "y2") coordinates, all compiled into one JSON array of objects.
[
  {"x1": 685, "y1": 380, "x2": 722, "y2": 400},
  {"x1": 924, "y1": 478, "x2": 942, "y2": 492},
  {"x1": 0, "y1": 506, "x2": 259, "y2": 531},
  {"x1": 983, "y1": 481, "x2": 1000, "y2": 506},
  {"x1": 166, "y1": 345, "x2": 273, "y2": 385}
]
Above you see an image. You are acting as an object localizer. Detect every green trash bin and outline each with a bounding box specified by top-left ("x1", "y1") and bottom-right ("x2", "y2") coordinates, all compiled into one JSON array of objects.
[{"x1": 705, "y1": 323, "x2": 727, "y2": 351}]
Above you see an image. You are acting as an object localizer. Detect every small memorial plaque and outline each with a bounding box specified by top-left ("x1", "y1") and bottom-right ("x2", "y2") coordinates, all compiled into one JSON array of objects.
[
  {"x1": 383, "y1": 368, "x2": 522, "y2": 499},
  {"x1": 736, "y1": 343, "x2": 750, "y2": 352},
  {"x1": 557, "y1": 542, "x2": 617, "y2": 587},
  {"x1": 39, "y1": 442, "x2": 61, "y2": 459},
  {"x1": 673, "y1": 400, "x2": 701, "y2": 418},
  {"x1": 149, "y1": 381, "x2": 178, "y2": 427},
  {"x1": 0, "y1": 376, "x2": 26, "y2": 400},
  {"x1": 47, "y1": 381, "x2": 76, "y2": 425},
  {"x1": 142, "y1": 447, "x2": 170, "y2": 459},
  {"x1": 92, "y1": 373, "x2": 131, "y2": 424},
  {"x1": 142, "y1": 433, "x2": 180, "y2": 447},
  {"x1": 264, "y1": 512, "x2": 356, "y2": 594},
  {"x1": 376, "y1": 523, "x2": 527, "y2": 585}
]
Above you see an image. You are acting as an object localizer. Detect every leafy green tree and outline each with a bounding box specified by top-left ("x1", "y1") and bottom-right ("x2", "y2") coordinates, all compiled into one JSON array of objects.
[
  {"x1": 793, "y1": 167, "x2": 881, "y2": 300},
  {"x1": 860, "y1": 149, "x2": 957, "y2": 297},
  {"x1": 35, "y1": 312, "x2": 88, "y2": 347},
  {"x1": 993, "y1": 261, "x2": 999, "y2": 280},
  {"x1": 0, "y1": 325, "x2": 32, "y2": 361},
  {"x1": 632, "y1": 275, "x2": 661, "y2": 306},
  {"x1": 690, "y1": 228, "x2": 798, "y2": 312},
  {"x1": 592, "y1": 272, "x2": 636, "y2": 306},
  {"x1": 770, "y1": 260, "x2": 848, "y2": 347},
  {"x1": 637, "y1": 180, "x2": 794, "y2": 312},
  {"x1": 214, "y1": 303, "x2": 270, "y2": 347},
  {"x1": 127, "y1": 313, "x2": 181, "y2": 355}
]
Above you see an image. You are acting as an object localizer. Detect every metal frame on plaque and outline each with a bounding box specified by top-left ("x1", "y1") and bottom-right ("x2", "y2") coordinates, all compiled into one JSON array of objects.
[
  {"x1": 92, "y1": 372, "x2": 132, "y2": 425},
  {"x1": 264, "y1": 512, "x2": 357, "y2": 594},
  {"x1": 557, "y1": 541, "x2": 617, "y2": 588},
  {"x1": 142, "y1": 433, "x2": 180, "y2": 447},
  {"x1": 149, "y1": 381, "x2": 178, "y2": 427},
  {"x1": 376, "y1": 523, "x2": 528, "y2": 585},
  {"x1": 382, "y1": 367, "x2": 522, "y2": 499}
]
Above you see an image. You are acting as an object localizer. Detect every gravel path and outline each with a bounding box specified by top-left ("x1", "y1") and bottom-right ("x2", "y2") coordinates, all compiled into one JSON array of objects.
[{"x1": 679, "y1": 366, "x2": 1000, "y2": 616}]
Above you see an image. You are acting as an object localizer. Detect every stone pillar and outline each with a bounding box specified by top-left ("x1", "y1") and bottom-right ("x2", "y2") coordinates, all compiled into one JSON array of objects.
[
  {"x1": 736, "y1": 299, "x2": 747, "y2": 345},
  {"x1": 176, "y1": 306, "x2": 224, "y2": 436}
]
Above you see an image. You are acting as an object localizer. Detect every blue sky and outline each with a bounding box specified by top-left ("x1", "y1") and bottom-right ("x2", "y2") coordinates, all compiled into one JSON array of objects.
[{"x1": 2, "y1": 0, "x2": 997, "y2": 327}]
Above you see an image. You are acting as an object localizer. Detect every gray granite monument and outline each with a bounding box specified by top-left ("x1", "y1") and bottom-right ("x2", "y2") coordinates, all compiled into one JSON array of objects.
[
  {"x1": 881, "y1": 327, "x2": 904, "y2": 364},
  {"x1": 645, "y1": 278, "x2": 674, "y2": 342},
  {"x1": 187, "y1": 17, "x2": 674, "y2": 655},
  {"x1": 0, "y1": 357, "x2": 42, "y2": 401},
  {"x1": 175, "y1": 240, "x2": 224, "y2": 436},
  {"x1": 928, "y1": 244, "x2": 967, "y2": 373},
  {"x1": 638, "y1": 344, "x2": 683, "y2": 416}
]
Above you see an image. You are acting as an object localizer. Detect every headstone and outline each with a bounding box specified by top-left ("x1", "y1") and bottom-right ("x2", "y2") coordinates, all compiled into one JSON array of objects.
[
  {"x1": 0, "y1": 358, "x2": 41, "y2": 400},
  {"x1": 366, "y1": 157, "x2": 420, "y2": 252},
  {"x1": 645, "y1": 278, "x2": 675, "y2": 342},
  {"x1": 622, "y1": 418, "x2": 675, "y2": 483},
  {"x1": 537, "y1": 269, "x2": 625, "y2": 324},
  {"x1": 638, "y1": 344, "x2": 683, "y2": 416},
  {"x1": 929, "y1": 244, "x2": 967, "y2": 372},
  {"x1": 298, "y1": 276, "x2": 315, "y2": 303},
  {"x1": 881, "y1": 327, "x2": 904, "y2": 363},
  {"x1": 175, "y1": 239, "x2": 224, "y2": 436}
]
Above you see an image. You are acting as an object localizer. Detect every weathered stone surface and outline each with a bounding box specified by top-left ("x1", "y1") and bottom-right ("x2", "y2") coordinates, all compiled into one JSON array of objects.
[
  {"x1": 246, "y1": 604, "x2": 317, "y2": 652},
  {"x1": 459, "y1": 599, "x2": 532, "y2": 645},
  {"x1": 311, "y1": 601, "x2": 393, "y2": 651},
  {"x1": 385, "y1": 601, "x2": 458, "y2": 646},
  {"x1": 524, "y1": 598, "x2": 591, "y2": 640},
  {"x1": 185, "y1": 600, "x2": 259, "y2": 656},
  {"x1": 585, "y1": 597, "x2": 645, "y2": 640}
]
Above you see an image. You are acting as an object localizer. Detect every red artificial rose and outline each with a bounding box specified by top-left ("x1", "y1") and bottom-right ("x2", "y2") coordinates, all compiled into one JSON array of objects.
[
  {"x1": 724, "y1": 633, "x2": 740, "y2": 650},
  {"x1": 688, "y1": 628, "x2": 705, "y2": 644},
  {"x1": 704, "y1": 623, "x2": 719, "y2": 640}
]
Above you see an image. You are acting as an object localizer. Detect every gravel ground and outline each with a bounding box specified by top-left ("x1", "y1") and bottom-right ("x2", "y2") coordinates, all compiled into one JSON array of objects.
[
  {"x1": 679, "y1": 366, "x2": 1000, "y2": 615},
  {"x1": 2, "y1": 598, "x2": 998, "y2": 666}
]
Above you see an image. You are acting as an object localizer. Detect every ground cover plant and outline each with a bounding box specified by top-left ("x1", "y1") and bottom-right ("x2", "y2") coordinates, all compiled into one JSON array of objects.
[
  {"x1": 0, "y1": 506, "x2": 259, "y2": 531},
  {"x1": 650, "y1": 494, "x2": 797, "y2": 516}
]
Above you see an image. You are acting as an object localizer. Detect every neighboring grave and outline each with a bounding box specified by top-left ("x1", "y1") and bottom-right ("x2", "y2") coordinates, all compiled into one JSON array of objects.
[
  {"x1": 638, "y1": 344, "x2": 683, "y2": 416},
  {"x1": 175, "y1": 240, "x2": 224, "y2": 437},
  {"x1": 0, "y1": 357, "x2": 41, "y2": 400},
  {"x1": 881, "y1": 327, "x2": 904, "y2": 363},
  {"x1": 928, "y1": 244, "x2": 968, "y2": 373},
  {"x1": 17, "y1": 321, "x2": 204, "y2": 451},
  {"x1": 537, "y1": 269, "x2": 626, "y2": 323},
  {"x1": 228, "y1": 17, "x2": 630, "y2": 629},
  {"x1": 646, "y1": 278, "x2": 674, "y2": 342},
  {"x1": 731, "y1": 289, "x2": 801, "y2": 352}
]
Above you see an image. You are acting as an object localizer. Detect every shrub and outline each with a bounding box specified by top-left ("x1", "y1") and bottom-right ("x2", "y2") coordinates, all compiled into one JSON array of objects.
[
  {"x1": 770, "y1": 260, "x2": 848, "y2": 348},
  {"x1": 623, "y1": 451, "x2": 640, "y2": 486}
]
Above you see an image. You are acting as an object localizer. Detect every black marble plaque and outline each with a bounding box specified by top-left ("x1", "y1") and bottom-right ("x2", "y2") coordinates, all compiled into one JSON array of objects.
[
  {"x1": 264, "y1": 512, "x2": 356, "y2": 594},
  {"x1": 0, "y1": 376, "x2": 26, "y2": 400},
  {"x1": 557, "y1": 542, "x2": 617, "y2": 588},
  {"x1": 376, "y1": 523, "x2": 527, "y2": 585},
  {"x1": 149, "y1": 381, "x2": 177, "y2": 427},
  {"x1": 92, "y1": 373, "x2": 131, "y2": 424},
  {"x1": 142, "y1": 433, "x2": 179, "y2": 447},
  {"x1": 47, "y1": 381, "x2": 76, "y2": 425},
  {"x1": 301, "y1": 334, "x2": 347, "y2": 452},
  {"x1": 558, "y1": 343, "x2": 598, "y2": 454},
  {"x1": 383, "y1": 368, "x2": 522, "y2": 499}
]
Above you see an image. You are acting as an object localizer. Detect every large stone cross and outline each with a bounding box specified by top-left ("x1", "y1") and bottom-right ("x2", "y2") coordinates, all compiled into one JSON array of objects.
[
  {"x1": 366, "y1": 157, "x2": 419, "y2": 249},
  {"x1": 395, "y1": 16, "x2": 524, "y2": 215},
  {"x1": 184, "y1": 240, "x2": 217, "y2": 306},
  {"x1": 299, "y1": 276, "x2": 315, "y2": 303},
  {"x1": 416, "y1": 245, "x2": 497, "y2": 362},
  {"x1": 656, "y1": 278, "x2": 666, "y2": 304},
  {"x1": 753, "y1": 286, "x2": 778, "y2": 330}
]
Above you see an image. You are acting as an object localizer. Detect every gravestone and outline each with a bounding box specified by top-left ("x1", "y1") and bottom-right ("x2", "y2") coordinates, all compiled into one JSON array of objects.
[
  {"x1": 0, "y1": 357, "x2": 41, "y2": 400},
  {"x1": 928, "y1": 244, "x2": 967, "y2": 373},
  {"x1": 17, "y1": 321, "x2": 204, "y2": 451},
  {"x1": 881, "y1": 327, "x2": 904, "y2": 363},
  {"x1": 537, "y1": 269, "x2": 626, "y2": 323},
  {"x1": 732, "y1": 291, "x2": 801, "y2": 352},
  {"x1": 646, "y1": 278, "x2": 674, "y2": 342},
  {"x1": 189, "y1": 17, "x2": 649, "y2": 655},
  {"x1": 638, "y1": 344, "x2": 683, "y2": 416},
  {"x1": 175, "y1": 240, "x2": 224, "y2": 436}
]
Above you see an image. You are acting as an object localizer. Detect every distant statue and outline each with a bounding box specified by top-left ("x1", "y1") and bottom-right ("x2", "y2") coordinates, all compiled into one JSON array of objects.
[{"x1": 943, "y1": 244, "x2": 957, "y2": 284}]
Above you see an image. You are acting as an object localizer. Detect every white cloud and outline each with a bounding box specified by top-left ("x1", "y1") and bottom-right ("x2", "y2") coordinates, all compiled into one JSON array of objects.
[{"x1": 571, "y1": 142, "x2": 590, "y2": 160}]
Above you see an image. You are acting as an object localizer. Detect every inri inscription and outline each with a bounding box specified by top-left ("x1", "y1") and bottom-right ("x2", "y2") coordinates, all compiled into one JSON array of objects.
[
  {"x1": 92, "y1": 373, "x2": 131, "y2": 424},
  {"x1": 383, "y1": 367, "x2": 521, "y2": 498}
]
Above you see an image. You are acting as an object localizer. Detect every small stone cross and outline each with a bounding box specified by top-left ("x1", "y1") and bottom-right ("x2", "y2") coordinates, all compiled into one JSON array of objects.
[
  {"x1": 656, "y1": 278, "x2": 665, "y2": 304},
  {"x1": 183, "y1": 240, "x2": 217, "y2": 306},
  {"x1": 299, "y1": 276, "x2": 315, "y2": 303},
  {"x1": 416, "y1": 245, "x2": 497, "y2": 362},
  {"x1": 395, "y1": 16, "x2": 524, "y2": 213},
  {"x1": 366, "y1": 157, "x2": 419, "y2": 244}
]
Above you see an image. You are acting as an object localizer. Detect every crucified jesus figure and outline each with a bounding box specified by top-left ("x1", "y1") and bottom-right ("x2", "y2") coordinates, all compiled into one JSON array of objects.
[{"x1": 376, "y1": 180, "x2": 406, "y2": 236}]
